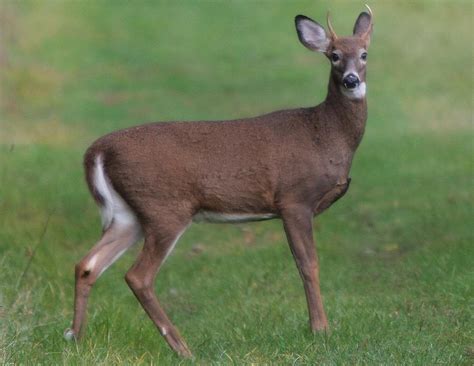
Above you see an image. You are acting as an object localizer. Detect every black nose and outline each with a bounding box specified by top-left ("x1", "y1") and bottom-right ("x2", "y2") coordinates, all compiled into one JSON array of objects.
[{"x1": 343, "y1": 74, "x2": 360, "y2": 89}]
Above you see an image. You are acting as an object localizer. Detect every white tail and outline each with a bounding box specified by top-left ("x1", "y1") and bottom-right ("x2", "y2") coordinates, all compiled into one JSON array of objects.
[{"x1": 93, "y1": 155, "x2": 138, "y2": 231}]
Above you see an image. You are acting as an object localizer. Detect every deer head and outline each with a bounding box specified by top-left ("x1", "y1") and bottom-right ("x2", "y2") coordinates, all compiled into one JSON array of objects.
[{"x1": 295, "y1": 5, "x2": 373, "y2": 100}]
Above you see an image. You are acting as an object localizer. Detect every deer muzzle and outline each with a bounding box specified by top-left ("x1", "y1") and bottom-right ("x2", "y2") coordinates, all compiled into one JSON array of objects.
[{"x1": 342, "y1": 73, "x2": 360, "y2": 90}]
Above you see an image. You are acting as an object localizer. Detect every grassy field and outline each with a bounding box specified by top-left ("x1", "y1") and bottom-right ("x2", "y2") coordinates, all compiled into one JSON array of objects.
[{"x1": 1, "y1": 0, "x2": 472, "y2": 364}]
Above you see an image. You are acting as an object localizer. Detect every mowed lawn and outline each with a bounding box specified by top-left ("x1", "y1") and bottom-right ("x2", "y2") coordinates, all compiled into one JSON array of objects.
[{"x1": 0, "y1": 1, "x2": 472, "y2": 364}]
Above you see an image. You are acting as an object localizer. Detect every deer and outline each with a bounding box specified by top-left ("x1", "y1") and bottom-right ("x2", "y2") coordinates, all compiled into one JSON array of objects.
[{"x1": 64, "y1": 6, "x2": 373, "y2": 358}]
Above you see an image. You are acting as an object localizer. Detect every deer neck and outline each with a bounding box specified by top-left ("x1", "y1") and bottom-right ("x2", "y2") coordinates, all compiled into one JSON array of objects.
[{"x1": 320, "y1": 74, "x2": 368, "y2": 150}]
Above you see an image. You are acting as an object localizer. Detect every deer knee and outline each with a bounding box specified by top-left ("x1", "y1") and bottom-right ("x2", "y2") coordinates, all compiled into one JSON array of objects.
[
  {"x1": 125, "y1": 270, "x2": 146, "y2": 292},
  {"x1": 125, "y1": 270, "x2": 155, "y2": 301},
  {"x1": 125, "y1": 271, "x2": 137, "y2": 288}
]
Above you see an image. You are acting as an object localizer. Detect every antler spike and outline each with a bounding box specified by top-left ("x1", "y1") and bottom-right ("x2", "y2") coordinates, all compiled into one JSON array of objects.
[
  {"x1": 363, "y1": 4, "x2": 374, "y2": 39},
  {"x1": 326, "y1": 11, "x2": 338, "y2": 40},
  {"x1": 365, "y1": 4, "x2": 373, "y2": 17}
]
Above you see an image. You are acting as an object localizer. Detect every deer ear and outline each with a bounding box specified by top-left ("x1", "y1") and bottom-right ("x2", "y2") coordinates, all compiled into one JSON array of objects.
[
  {"x1": 295, "y1": 15, "x2": 330, "y2": 53},
  {"x1": 353, "y1": 11, "x2": 373, "y2": 43}
]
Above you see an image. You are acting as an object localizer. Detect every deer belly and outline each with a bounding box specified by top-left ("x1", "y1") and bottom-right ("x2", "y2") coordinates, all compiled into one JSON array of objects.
[
  {"x1": 313, "y1": 178, "x2": 351, "y2": 215},
  {"x1": 193, "y1": 211, "x2": 277, "y2": 223}
]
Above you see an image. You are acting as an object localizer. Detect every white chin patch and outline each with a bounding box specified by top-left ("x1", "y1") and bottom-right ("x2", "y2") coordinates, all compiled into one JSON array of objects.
[{"x1": 341, "y1": 82, "x2": 366, "y2": 100}]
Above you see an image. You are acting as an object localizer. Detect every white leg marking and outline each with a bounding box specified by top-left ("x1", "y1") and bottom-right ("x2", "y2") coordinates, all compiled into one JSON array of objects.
[
  {"x1": 63, "y1": 328, "x2": 75, "y2": 341},
  {"x1": 85, "y1": 254, "x2": 98, "y2": 272},
  {"x1": 162, "y1": 224, "x2": 190, "y2": 264}
]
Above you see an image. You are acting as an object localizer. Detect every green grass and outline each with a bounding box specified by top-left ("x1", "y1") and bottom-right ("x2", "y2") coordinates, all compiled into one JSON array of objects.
[{"x1": 1, "y1": 0, "x2": 472, "y2": 364}]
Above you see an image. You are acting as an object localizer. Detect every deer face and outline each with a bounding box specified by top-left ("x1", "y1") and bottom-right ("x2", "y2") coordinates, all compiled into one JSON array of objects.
[{"x1": 295, "y1": 7, "x2": 373, "y2": 100}]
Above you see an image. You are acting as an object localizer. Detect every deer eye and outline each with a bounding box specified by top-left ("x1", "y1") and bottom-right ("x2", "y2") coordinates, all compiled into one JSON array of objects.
[
  {"x1": 361, "y1": 52, "x2": 368, "y2": 61},
  {"x1": 331, "y1": 53, "x2": 340, "y2": 62}
]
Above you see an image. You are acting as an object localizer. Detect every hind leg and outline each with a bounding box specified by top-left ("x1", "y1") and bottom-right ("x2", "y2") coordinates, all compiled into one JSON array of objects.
[
  {"x1": 125, "y1": 217, "x2": 192, "y2": 357},
  {"x1": 64, "y1": 221, "x2": 141, "y2": 340}
]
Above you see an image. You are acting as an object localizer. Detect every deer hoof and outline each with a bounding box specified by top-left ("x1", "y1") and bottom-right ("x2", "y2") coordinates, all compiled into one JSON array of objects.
[
  {"x1": 312, "y1": 324, "x2": 329, "y2": 333},
  {"x1": 164, "y1": 330, "x2": 193, "y2": 358},
  {"x1": 63, "y1": 328, "x2": 76, "y2": 341}
]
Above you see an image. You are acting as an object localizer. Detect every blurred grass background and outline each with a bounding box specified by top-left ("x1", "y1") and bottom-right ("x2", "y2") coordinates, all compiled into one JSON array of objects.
[{"x1": 0, "y1": 0, "x2": 472, "y2": 364}]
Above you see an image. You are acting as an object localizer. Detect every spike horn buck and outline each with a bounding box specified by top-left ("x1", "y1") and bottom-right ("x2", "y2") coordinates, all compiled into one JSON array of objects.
[{"x1": 64, "y1": 6, "x2": 374, "y2": 358}]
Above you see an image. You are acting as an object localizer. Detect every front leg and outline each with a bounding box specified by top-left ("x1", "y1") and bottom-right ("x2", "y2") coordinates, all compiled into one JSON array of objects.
[{"x1": 281, "y1": 205, "x2": 328, "y2": 331}]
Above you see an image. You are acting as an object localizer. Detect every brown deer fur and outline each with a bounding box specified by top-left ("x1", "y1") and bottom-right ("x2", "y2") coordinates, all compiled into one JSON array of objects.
[{"x1": 65, "y1": 8, "x2": 373, "y2": 358}]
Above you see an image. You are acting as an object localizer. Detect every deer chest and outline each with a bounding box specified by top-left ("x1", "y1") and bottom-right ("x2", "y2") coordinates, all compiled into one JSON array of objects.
[
  {"x1": 313, "y1": 177, "x2": 351, "y2": 215},
  {"x1": 309, "y1": 153, "x2": 353, "y2": 215}
]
